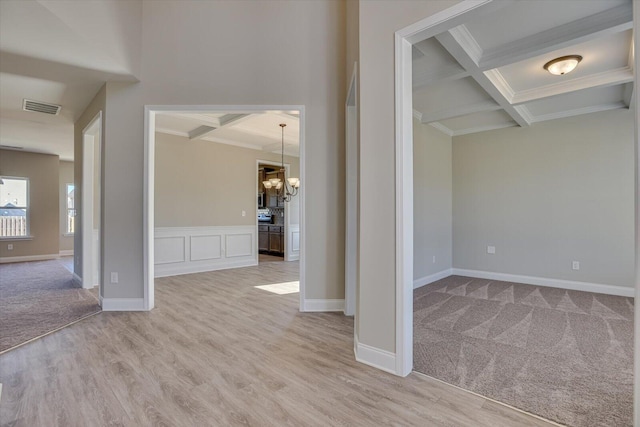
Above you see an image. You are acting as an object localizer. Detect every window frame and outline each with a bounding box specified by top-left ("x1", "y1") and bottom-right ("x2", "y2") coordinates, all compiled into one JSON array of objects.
[
  {"x1": 0, "y1": 176, "x2": 31, "y2": 240},
  {"x1": 65, "y1": 183, "x2": 75, "y2": 235}
]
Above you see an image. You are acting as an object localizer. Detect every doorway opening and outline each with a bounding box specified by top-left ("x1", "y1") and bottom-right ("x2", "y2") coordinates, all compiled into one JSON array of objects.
[{"x1": 144, "y1": 105, "x2": 306, "y2": 311}]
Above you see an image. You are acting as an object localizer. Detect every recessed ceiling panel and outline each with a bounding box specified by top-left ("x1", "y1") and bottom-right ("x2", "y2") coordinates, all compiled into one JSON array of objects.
[
  {"x1": 464, "y1": 0, "x2": 628, "y2": 51},
  {"x1": 524, "y1": 85, "x2": 626, "y2": 117},
  {"x1": 439, "y1": 110, "x2": 514, "y2": 132},
  {"x1": 495, "y1": 30, "x2": 632, "y2": 93},
  {"x1": 413, "y1": 77, "x2": 492, "y2": 114}
]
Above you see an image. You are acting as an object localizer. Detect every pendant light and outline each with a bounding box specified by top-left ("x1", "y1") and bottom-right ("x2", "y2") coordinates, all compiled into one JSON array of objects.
[{"x1": 262, "y1": 123, "x2": 299, "y2": 202}]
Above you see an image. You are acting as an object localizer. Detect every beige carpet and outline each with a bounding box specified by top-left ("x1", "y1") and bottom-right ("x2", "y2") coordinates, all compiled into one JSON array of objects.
[
  {"x1": 0, "y1": 259, "x2": 101, "y2": 352},
  {"x1": 414, "y1": 275, "x2": 633, "y2": 427}
]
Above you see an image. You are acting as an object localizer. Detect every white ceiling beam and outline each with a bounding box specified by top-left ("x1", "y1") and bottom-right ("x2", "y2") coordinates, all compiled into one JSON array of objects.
[
  {"x1": 188, "y1": 125, "x2": 217, "y2": 140},
  {"x1": 412, "y1": 56, "x2": 469, "y2": 91},
  {"x1": 530, "y1": 102, "x2": 627, "y2": 123},
  {"x1": 509, "y1": 67, "x2": 633, "y2": 105},
  {"x1": 419, "y1": 100, "x2": 501, "y2": 123},
  {"x1": 622, "y1": 82, "x2": 634, "y2": 108},
  {"x1": 477, "y1": 3, "x2": 633, "y2": 71},
  {"x1": 436, "y1": 31, "x2": 531, "y2": 127},
  {"x1": 218, "y1": 113, "x2": 251, "y2": 127}
]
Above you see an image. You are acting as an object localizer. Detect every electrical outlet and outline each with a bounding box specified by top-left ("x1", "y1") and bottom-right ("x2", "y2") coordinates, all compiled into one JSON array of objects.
[
  {"x1": 7, "y1": 244, "x2": 13, "y2": 250},
  {"x1": 110, "y1": 272, "x2": 119, "y2": 283},
  {"x1": 432, "y1": 256, "x2": 436, "y2": 264},
  {"x1": 487, "y1": 246, "x2": 496, "y2": 254},
  {"x1": 241, "y1": 210, "x2": 246, "y2": 217},
  {"x1": 572, "y1": 261, "x2": 580, "y2": 271}
]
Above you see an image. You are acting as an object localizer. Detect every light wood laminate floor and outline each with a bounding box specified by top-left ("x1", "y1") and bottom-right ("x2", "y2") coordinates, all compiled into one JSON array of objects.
[{"x1": 0, "y1": 261, "x2": 556, "y2": 426}]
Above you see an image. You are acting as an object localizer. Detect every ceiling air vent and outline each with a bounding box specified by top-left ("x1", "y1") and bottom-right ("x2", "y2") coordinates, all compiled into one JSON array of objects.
[{"x1": 23, "y1": 99, "x2": 61, "y2": 115}]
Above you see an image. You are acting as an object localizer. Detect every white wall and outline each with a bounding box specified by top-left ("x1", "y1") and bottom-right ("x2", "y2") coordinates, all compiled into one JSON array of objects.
[
  {"x1": 452, "y1": 109, "x2": 635, "y2": 289},
  {"x1": 88, "y1": 1, "x2": 345, "y2": 302},
  {"x1": 413, "y1": 119, "x2": 452, "y2": 285}
]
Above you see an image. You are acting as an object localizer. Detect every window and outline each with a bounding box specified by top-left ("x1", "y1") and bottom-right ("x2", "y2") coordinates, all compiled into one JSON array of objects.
[
  {"x1": 66, "y1": 183, "x2": 75, "y2": 234},
  {"x1": 0, "y1": 177, "x2": 29, "y2": 238}
]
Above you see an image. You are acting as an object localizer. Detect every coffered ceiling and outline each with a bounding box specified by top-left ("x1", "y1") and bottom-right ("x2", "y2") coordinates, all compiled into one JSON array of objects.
[
  {"x1": 155, "y1": 112, "x2": 300, "y2": 157},
  {"x1": 412, "y1": 0, "x2": 634, "y2": 136}
]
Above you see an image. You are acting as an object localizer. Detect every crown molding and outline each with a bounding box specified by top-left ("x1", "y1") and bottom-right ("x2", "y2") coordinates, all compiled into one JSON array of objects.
[
  {"x1": 452, "y1": 122, "x2": 516, "y2": 136},
  {"x1": 428, "y1": 122, "x2": 454, "y2": 136},
  {"x1": 420, "y1": 100, "x2": 501, "y2": 123}
]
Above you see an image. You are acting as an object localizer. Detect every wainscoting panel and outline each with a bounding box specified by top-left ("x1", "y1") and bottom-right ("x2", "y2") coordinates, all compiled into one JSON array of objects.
[
  {"x1": 226, "y1": 233, "x2": 252, "y2": 258},
  {"x1": 190, "y1": 235, "x2": 221, "y2": 261},
  {"x1": 288, "y1": 224, "x2": 300, "y2": 261},
  {"x1": 155, "y1": 226, "x2": 256, "y2": 278},
  {"x1": 154, "y1": 236, "x2": 185, "y2": 265}
]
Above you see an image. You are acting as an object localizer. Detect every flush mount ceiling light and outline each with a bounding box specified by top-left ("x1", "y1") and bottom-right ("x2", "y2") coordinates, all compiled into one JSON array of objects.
[
  {"x1": 262, "y1": 123, "x2": 300, "y2": 203},
  {"x1": 543, "y1": 55, "x2": 582, "y2": 76}
]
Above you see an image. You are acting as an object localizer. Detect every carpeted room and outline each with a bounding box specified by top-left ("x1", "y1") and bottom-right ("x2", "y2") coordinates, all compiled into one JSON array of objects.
[
  {"x1": 0, "y1": 150, "x2": 99, "y2": 353},
  {"x1": 412, "y1": 107, "x2": 634, "y2": 427}
]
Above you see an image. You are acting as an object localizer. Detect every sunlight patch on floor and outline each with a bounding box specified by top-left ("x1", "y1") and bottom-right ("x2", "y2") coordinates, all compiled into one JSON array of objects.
[{"x1": 254, "y1": 281, "x2": 299, "y2": 295}]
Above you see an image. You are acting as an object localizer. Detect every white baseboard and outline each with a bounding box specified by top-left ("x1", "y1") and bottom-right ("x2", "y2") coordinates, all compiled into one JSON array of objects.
[
  {"x1": 0, "y1": 253, "x2": 59, "y2": 264},
  {"x1": 59, "y1": 250, "x2": 74, "y2": 256},
  {"x1": 354, "y1": 333, "x2": 397, "y2": 375},
  {"x1": 302, "y1": 299, "x2": 345, "y2": 312},
  {"x1": 451, "y1": 268, "x2": 635, "y2": 298},
  {"x1": 414, "y1": 268, "x2": 453, "y2": 289},
  {"x1": 100, "y1": 297, "x2": 146, "y2": 311}
]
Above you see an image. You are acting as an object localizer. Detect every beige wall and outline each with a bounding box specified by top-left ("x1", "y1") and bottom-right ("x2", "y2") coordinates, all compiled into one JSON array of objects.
[
  {"x1": 0, "y1": 150, "x2": 60, "y2": 258},
  {"x1": 155, "y1": 132, "x2": 299, "y2": 227},
  {"x1": 453, "y1": 109, "x2": 635, "y2": 288},
  {"x1": 413, "y1": 120, "x2": 452, "y2": 280},
  {"x1": 358, "y1": 0, "x2": 459, "y2": 352},
  {"x1": 59, "y1": 160, "x2": 74, "y2": 252},
  {"x1": 79, "y1": 1, "x2": 346, "y2": 300},
  {"x1": 74, "y1": 84, "x2": 106, "y2": 285}
]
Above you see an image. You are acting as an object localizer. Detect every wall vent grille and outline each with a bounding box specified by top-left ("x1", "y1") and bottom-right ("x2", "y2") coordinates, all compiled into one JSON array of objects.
[{"x1": 23, "y1": 99, "x2": 61, "y2": 115}]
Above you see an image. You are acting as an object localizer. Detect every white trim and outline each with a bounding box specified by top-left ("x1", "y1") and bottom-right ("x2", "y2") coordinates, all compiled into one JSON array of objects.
[
  {"x1": 81, "y1": 111, "x2": 102, "y2": 291},
  {"x1": 354, "y1": 333, "x2": 396, "y2": 375},
  {"x1": 100, "y1": 297, "x2": 146, "y2": 311},
  {"x1": 73, "y1": 273, "x2": 82, "y2": 286},
  {"x1": 59, "y1": 250, "x2": 74, "y2": 256},
  {"x1": 145, "y1": 105, "x2": 306, "y2": 314},
  {"x1": 345, "y1": 61, "x2": 358, "y2": 318},
  {"x1": 395, "y1": 31, "x2": 414, "y2": 377},
  {"x1": 413, "y1": 269, "x2": 453, "y2": 289},
  {"x1": 302, "y1": 299, "x2": 344, "y2": 312},
  {"x1": 428, "y1": 122, "x2": 455, "y2": 136},
  {"x1": 451, "y1": 268, "x2": 635, "y2": 298},
  {"x1": 0, "y1": 254, "x2": 59, "y2": 264}
]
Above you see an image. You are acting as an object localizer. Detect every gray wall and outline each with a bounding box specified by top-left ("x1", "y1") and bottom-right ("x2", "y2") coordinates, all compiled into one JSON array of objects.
[
  {"x1": 413, "y1": 119, "x2": 452, "y2": 281},
  {"x1": 452, "y1": 109, "x2": 635, "y2": 288},
  {"x1": 0, "y1": 150, "x2": 60, "y2": 258},
  {"x1": 155, "y1": 132, "x2": 299, "y2": 227},
  {"x1": 75, "y1": 1, "x2": 346, "y2": 301},
  {"x1": 59, "y1": 160, "x2": 74, "y2": 252}
]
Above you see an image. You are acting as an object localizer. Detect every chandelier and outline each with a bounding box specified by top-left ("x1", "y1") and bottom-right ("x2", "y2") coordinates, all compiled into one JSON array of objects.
[{"x1": 262, "y1": 123, "x2": 300, "y2": 203}]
